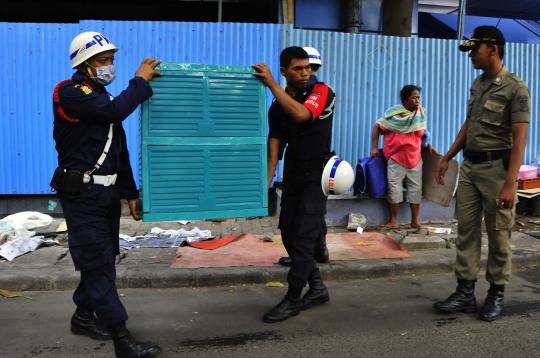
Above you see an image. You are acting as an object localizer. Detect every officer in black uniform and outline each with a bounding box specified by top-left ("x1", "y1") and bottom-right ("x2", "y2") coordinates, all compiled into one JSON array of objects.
[
  {"x1": 51, "y1": 31, "x2": 161, "y2": 358},
  {"x1": 277, "y1": 46, "x2": 330, "y2": 267},
  {"x1": 254, "y1": 46, "x2": 335, "y2": 323}
]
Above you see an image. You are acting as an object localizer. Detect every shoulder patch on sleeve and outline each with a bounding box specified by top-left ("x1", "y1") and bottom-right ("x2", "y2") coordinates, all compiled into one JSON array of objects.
[
  {"x1": 518, "y1": 95, "x2": 529, "y2": 112},
  {"x1": 73, "y1": 84, "x2": 93, "y2": 95}
]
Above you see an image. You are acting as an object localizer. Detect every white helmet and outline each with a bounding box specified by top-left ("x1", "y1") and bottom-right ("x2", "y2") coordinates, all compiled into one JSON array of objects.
[
  {"x1": 69, "y1": 32, "x2": 118, "y2": 68},
  {"x1": 303, "y1": 46, "x2": 322, "y2": 66},
  {"x1": 321, "y1": 156, "x2": 355, "y2": 196}
]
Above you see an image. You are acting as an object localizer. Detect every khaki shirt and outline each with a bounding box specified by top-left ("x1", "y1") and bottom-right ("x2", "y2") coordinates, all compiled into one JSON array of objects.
[{"x1": 465, "y1": 67, "x2": 530, "y2": 152}]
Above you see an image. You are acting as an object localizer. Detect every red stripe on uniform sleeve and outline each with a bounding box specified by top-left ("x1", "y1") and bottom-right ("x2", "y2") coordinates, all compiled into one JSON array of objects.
[{"x1": 303, "y1": 84, "x2": 329, "y2": 121}]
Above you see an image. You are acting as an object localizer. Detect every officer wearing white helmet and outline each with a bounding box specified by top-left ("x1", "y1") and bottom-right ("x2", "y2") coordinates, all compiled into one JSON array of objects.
[{"x1": 50, "y1": 31, "x2": 161, "y2": 357}]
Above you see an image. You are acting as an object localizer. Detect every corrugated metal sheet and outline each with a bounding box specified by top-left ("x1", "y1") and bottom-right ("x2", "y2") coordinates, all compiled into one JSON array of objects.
[
  {"x1": 2, "y1": 21, "x2": 540, "y2": 195},
  {"x1": 0, "y1": 23, "x2": 80, "y2": 194},
  {"x1": 141, "y1": 63, "x2": 267, "y2": 221},
  {"x1": 284, "y1": 27, "x2": 540, "y2": 174},
  {"x1": 80, "y1": 20, "x2": 281, "y2": 197},
  {"x1": 0, "y1": 21, "x2": 281, "y2": 194}
]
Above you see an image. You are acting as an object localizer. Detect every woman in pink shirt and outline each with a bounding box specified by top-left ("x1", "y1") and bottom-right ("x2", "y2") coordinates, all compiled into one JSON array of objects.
[{"x1": 371, "y1": 85, "x2": 433, "y2": 229}]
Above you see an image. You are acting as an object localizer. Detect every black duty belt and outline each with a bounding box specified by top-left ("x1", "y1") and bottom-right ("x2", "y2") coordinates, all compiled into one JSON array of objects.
[{"x1": 464, "y1": 149, "x2": 511, "y2": 164}]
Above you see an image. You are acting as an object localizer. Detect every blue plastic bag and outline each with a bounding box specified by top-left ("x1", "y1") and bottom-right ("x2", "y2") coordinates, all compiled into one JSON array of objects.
[{"x1": 354, "y1": 154, "x2": 387, "y2": 199}]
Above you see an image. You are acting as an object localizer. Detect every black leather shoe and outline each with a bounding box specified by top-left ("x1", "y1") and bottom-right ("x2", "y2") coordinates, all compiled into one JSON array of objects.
[
  {"x1": 314, "y1": 235, "x2": 330, "y2": 263},
  {"x1": 70, "y1": 308, "x2": 111, "y2": 341},
  {"x1": 479, "y1": 285, "x2": 504, "y2": 322},
  {"x1": 278, "y1": 256, "x2": 293, "y2": 266},
  {"x1": 262, "y1": 295, "x2": 301, "y2": 323},
  {"x1": 301, "y1": 269, "x2": 330, "y2": 310},
  {"x1": 110, "y1": 324, "x2": 161, "y2": 358},
  {"x1": 434, "y1": 279, "x2": 477, "y2": 313}
]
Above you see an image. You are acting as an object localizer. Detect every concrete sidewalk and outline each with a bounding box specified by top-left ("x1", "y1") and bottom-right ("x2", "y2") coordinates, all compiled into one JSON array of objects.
[{"x1": 2, "y1": 216, "x2": 540, "y2": 291}]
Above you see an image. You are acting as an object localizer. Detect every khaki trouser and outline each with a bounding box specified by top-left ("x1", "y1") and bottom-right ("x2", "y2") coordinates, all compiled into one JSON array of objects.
[{"x1": 455, "y1": 159, "x2": 515, "y2": 285}]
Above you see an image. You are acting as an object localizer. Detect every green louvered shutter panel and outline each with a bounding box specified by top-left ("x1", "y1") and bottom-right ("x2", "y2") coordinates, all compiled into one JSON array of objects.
[{"x1": 140, "y1": 63, "x2": 268, "y2": 221}]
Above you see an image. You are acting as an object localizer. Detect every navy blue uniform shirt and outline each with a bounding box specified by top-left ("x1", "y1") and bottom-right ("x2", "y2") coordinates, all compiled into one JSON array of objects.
[{"x1": 53, "y1": 71, "x2": 153, "y2": 199}]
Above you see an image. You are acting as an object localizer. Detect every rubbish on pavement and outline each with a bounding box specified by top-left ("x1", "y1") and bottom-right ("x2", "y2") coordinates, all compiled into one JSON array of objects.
[
  {"x1": 425, "y1": 226, "x2": 452, "y2": 235},
  {"x1": 266, "y1": 282, "x2": 284, "y2": 288},
  {"x1": 56, "y1": 221, "x2": 67, "y2": 232},
  {"x1": 2, "y1": 212, "x2": 53, "y2": 233},
  {"x1": 119, "y1": 234, "x2": 139, "y2": 242},
  {"x1": 356, "y1": 227, "x2": 364, "y2": 234},
  {"x1": 0, "y1": 212, "x2": 59, "y2": 261},
  {"x1": 1, "y1": 212, "x2": 54, "y2": 244},
  {"x1": 261, "y1": 233, "x2": 274, "y2": 242},
  {"x1": 0, "y1": 236, "x2": 59, "y2": 261},
  {"x1": 0, "y1": 289, "x2": 32, "y2": 299},
  {"x1": 35, "y1": 220, "x2": 68, "y2": 239},
  {"x1": 0, "y1": 221, "x2": 16, "y2": 245},
  {"x1": 347, "y1": 213, "x2": 367, "y2": 231},
  {"x1": 119, "y1": 227, "x2": 213, "y2": 249}
]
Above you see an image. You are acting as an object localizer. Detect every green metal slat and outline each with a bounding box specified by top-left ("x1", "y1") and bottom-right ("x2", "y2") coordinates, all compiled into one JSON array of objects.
[{"x1": 140, "y1": 63, "x2": 268, "y2": 221}]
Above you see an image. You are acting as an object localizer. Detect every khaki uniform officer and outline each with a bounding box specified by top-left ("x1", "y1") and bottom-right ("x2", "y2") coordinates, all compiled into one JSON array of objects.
[{"x1": 434, "y1": 26, "x2": 530, "y2": 322}]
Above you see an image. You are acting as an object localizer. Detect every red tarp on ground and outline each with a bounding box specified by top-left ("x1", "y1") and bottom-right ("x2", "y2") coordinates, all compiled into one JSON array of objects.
[
  {"x1": 188, "y1": 234, "x2": 244, "y2": 250},
  {"x1": 171, "y1": 232, "x2": 411, "y2": 268}
]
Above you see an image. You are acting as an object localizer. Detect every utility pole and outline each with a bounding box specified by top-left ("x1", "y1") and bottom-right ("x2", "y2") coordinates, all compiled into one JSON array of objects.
[
  {"x1": 218, "y1": 0, "x2": 223, "y2": 22},
  {"x1": 346, "y1": 0, "x2": 362, "y2": 33},
  {"x1": 381, "y1": 0, "x2": 414, "y2": 37},
  {"x1": 457, "y1": 0, "x2": 466, "y2": 40}
]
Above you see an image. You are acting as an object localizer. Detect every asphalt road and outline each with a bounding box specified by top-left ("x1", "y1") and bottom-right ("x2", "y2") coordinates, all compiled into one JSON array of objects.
[{"x1": 2, "y1": 269, "x2": 540, "y2": 357}]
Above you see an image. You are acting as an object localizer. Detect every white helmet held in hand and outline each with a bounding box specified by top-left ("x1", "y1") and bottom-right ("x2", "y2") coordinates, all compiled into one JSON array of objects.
[
  {"x1": 321, "y1": 156, "x2": 355, "y2": 196},
  {"x1": 303, "y1": 46, "x2": 322, "y2": 66},
  {"x1": 69, "y1": 32, "x2": 118, "y2": 68}
]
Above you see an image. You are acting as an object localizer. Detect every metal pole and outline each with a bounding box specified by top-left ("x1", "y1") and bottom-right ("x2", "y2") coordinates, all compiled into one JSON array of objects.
[
  {"x1": 457, "y1": 0, "x2": 466, "y2": 40},
  {"x1": 287, "y1": 0, "x2": 293, "y2": 24},
  {"x1": 218, "y1": 0, "x2": 223, "y2": 22},
  {"x1": 346, "y1": 0, "x2": 361, "y2": 33}
]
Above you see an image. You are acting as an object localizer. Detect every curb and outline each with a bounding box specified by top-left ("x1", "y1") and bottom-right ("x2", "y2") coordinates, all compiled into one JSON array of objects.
[{"x1": 2, "y1": 250, "x2": 540, "y2": 291}]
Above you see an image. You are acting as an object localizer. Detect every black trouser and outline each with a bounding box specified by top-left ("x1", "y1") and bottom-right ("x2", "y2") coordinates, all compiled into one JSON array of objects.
[
  {"x1": 59, "y1": 185, "x2": 128, "y2": 329},
  {"x1": 279, "y1": 179, "x2": 327, "y2": 289}
]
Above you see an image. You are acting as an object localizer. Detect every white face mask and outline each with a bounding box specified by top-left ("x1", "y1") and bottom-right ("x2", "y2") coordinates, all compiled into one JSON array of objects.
[{"x1": 86, "y1": 63, "x2": 116, "y2": 86}]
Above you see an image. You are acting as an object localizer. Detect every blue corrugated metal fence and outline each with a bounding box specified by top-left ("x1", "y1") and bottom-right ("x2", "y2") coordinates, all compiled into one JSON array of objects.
[
  {"x1": 1, "y1": 21, "x2": 538, "y2": 194},
  {"x1": 0, "y1": 21, "x2": 281, "y2": 194},
  {"x1": 284, "y1": 27, "x2": 540, "y2": 175}
]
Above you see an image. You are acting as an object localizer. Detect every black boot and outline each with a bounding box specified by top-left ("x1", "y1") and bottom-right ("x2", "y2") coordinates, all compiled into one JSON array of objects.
[
  {"x1": 434, "y1": 279, "x2": 477, "y2": 313},
  {"x1": 70, "y1": 307, "x2": 111, "y2": 341},
  {"x1": 263, "y1": 288, "x2": 302, "y2": 323},
  {"x1": 278, "y1": 256, "x2": 293, "y2": 266},
  {"x1": 314, "y1": 235, "x2": 330, "y2": 263},
  {"x1": 479, "y1": 284, "x2": 504, "y2": 322},
  {"x1": 300, "y1": 269, "x2": 330, "y2": 310},
  {"x1": 110, "y1": 323, "x2": 161, "y2": 358}
]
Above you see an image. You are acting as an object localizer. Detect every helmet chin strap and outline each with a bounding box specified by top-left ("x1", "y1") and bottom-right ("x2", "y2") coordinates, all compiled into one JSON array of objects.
[{"x1": 84, "y1": 61, "x2": 95, "y2": 78}]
